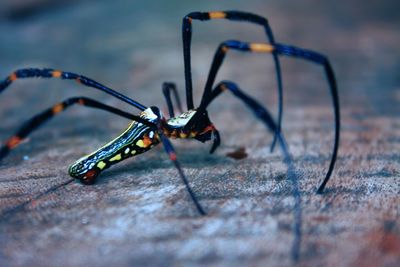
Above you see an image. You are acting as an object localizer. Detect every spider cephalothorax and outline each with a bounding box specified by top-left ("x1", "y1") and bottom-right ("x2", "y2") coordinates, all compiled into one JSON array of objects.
[{"x1": 164, "y1": 109, "x2": 220, "y2": 151}]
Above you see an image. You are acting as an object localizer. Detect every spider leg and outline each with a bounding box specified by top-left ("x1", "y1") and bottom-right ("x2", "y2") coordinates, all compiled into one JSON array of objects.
[
  {"x1": 204, "y1": 80, "x2": 301, "y2": 261},
  {"x1": 0, "y1": 68, "x2": 147, "y2": 110},
  {"x1": 182, "y1": 11, "x2": 283, "y2": 151},
  {"x1": 199, "y1": 40, "x2": 340, "y2": 193},
  {"x1": 158, "y1": 133, "x2": 206, "y2": 215},
  {"x1": 162, "y1": 82, "x2": 183, "y2": 118},
  {"x1": 0, "y1": 96, "x2": 155, "y2": 160},
  {"x1": 149, "y1": 107, "x2": 205, "y2": 215},
  {"x1": 209, "y1": 128, "x2": 221, "y2": 154}
]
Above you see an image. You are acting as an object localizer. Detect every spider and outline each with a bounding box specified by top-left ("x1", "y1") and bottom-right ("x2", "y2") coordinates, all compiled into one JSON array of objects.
[{"x1": 0, "y1": 11, "x2": 340, "y2": 216}]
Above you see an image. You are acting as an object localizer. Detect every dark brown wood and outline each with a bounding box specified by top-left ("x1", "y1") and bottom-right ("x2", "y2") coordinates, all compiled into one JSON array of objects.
[{"x1": 0, "y1": 1, "x2": 399, "y2": 266}]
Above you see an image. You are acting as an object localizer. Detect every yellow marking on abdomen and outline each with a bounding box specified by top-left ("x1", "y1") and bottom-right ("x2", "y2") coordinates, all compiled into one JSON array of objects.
[
  {"x1": 109, "y1": 154, "x2": 122, "y2": 162},
  {"x1": 137, "y1": 137, "x2": 152, "y2": 148},
  {"x1": 249, "y1": 43, "x2": 275, "y2": 53},
  {"x1": 209, "y1": 11, "x2": 226, "y2": 19},
  {"x1": 97, "y1": 161, "x2": 106, "y2": 170},
  {"x1": 131, "y1": 150, "x2": 137, "y2": 155},
  {"x1": 136, "y1": 140, "x2": 145, "y2": 148}
]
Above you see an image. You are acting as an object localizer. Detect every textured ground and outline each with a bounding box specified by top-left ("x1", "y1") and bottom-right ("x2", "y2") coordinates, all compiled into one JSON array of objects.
[{"x1": 0, "y1": 0, "x2": 399, "y2": 266}]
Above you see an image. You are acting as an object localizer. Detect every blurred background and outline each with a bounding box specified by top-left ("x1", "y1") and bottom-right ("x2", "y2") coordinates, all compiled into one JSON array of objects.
[
  {"x1": 1, "y1": 0, "x2": 398, "y2": 114},
  {"x1": 0, "y1": 0, "x2": 399, "y2": 266}
]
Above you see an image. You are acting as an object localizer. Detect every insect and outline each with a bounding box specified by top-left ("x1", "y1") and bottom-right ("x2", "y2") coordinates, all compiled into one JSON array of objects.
[{"x1": 0, "y1": 11, "x2": 340, "y2": 216}]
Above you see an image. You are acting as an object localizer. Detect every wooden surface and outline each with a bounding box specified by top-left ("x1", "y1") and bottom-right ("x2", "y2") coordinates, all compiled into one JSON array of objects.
[{"x1": 0, "y1": 0, "x2": 399, "y2": 266}]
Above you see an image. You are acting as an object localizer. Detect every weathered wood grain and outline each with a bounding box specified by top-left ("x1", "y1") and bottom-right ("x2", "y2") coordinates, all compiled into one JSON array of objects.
[{"x1": 0, "y1": 0, "x2": 399, "y2": 266}]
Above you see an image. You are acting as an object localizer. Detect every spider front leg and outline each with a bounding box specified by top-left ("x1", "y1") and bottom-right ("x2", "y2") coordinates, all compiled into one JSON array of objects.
[
  {"x1": 149, "y1": 107, "x2": 206, "y2": 215},
  {"x1": 182, "y1": 11, "x2": 284, "y2": 151},
  {"x1": 0, "y1": 96, "x2": 151, "y2": 161},
  {"x1": 158, "y1": 132, "x2": 206, "y2": 215},
  {"x1": 0, "y1": 68, "x2": 147, "y2": 111},
  {"x1": 199, "y1": 40, "x2": 340, "y2": 193}
]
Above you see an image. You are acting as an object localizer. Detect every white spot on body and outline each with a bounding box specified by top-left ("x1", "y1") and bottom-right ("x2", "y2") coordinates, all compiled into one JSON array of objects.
[
  {"x1": 167, "y1": 110, "x2": 197, "y2": 127},
  {"x1": 141, "y1": 107, "x2": 159, "y2": 122}
]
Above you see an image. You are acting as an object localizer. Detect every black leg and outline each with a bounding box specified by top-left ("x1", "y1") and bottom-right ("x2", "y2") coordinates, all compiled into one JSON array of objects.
[
  {"x1": 150, "y1": 107, "x2": 206, "y2": 215},
  {"x1": 199, "y1": 40, "x2": 340, "y2": 193},
  {"x1": 0, "y1": 96, "x2": 155, "y2": 160},
  {"x1": 209, "y1": 128, "x2": 221, "y2": 154},
  {"x1": 204, "y1": 80, "x2": 301, "y2": 261},
  {"x1": 162, "y1": 82, "x2": 183, "y2": 118},
  {"x1": 0, "y1": 68, "x2": 147, "y2": 111},
  {"x1": 182, "y1": 11, "x2": 284, "y2": 151},
  {"x1": 159, "y1": 133, "x2": 206, "y2": 215}
]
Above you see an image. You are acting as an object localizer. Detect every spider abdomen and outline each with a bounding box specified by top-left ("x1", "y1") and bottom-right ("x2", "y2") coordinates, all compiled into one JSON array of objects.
[{"x1": 69, "y1": 113, "x2": 159, "y2": 184}]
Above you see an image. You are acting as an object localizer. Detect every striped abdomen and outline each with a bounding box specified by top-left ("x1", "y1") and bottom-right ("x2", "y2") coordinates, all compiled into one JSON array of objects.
[{"x1": 69, "y1": 116, "x2": 159, "y2": 184}]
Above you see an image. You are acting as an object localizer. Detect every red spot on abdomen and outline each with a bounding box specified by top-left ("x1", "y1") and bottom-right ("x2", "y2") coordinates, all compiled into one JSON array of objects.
[{"x1": 80, "y1": 169, "x2": 99, "y2": 185}]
